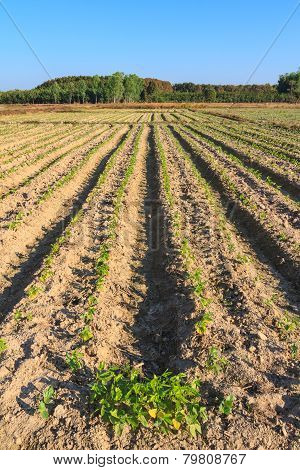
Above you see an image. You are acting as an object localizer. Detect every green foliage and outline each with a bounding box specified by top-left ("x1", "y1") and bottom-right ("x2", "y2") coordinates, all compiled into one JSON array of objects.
[
  {"x1": 80, "y1": 325, "x2": 93, "y2": 343},
  {"x1": 66, "y1": 349, "x2": 83, "y2": 373},
  {"x1": 291, "y1": 343, "x2": 299, "y2": 359},
  {"x1": 277, "y1": 314, "x2": 298, "y2": 337},
  {"x1": 13, "y1": 309, "x2": 32, "y2": 322},
  {"x1": 8, "y1": 211, "x2": 25, "y2": 230},
  {"x1": 219, "y1": 395, "x2": 235, "y2": 415},
  {"x1": 206, "y1": 347, "x2": 228, "y2": 374},
  {"x1": 38, "y1": 386, "x2": 55, "y2": 419},
  {"x1": 90, "y1": 363, "x2": 207, "y2": 437},
  {"x1": 0, "y1": 338, "x2": 7, "y2": 356},
  {"x1": 95, "y1": 245, "x2": 110, "y2": 289},
  {"x1": 236, "y1": 253, "x2": 252, "y2": 264},
  {"x1": 26, "y1": 285, "x2": 43, "y2": 299},
  {"x1": 82, "y1": 295, "x2": 98, "y2": 323},
  {"x1": 195, "y1": 312, "x2": 213, "y2": 335},
  {"x1": 0, "y1": 71, "x2": 297, "y2": 104}
]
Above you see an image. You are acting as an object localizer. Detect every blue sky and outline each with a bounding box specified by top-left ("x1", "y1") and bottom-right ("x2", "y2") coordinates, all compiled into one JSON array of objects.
[{"x1": 0, "y1": 0, "x2": 299, "y2": 90}]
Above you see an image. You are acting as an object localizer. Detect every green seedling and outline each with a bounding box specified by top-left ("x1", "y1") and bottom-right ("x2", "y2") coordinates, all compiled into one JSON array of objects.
[
  {"x1": 259, "y1": 211, "x2": 267, "y2": 221},
  {"x1": 264, "y1": 293, "x2": 278, "y2": 307},
  {"x1": 219, "y1": 395, "x2": 235, "y2": 416},
  {"x1": 66, "y1": 349, "x2": 83, "y2": 373},
  {"x1": 81, "y1": 296, "x2": 98, "y2": 323},
  {"x1": 195, "y1": 311, "x2": 213, "y2": 335},
  {"x1": 8, "y1": 211, "x2": 25, "y2": 230},
  {"x1": 90, "y1": 362, "x2": 207, "y2": 437},
  {"x1": 14, "y1": 309, "x2": 24, "y2": 322},
  {"x1": 0, "y1": 338, "x2": 7, "y2": 356},
  {"x1": 206, "y1": 346, "x2": 228, "y2": 374},
  {"x1": 38, "y1": 385, "x2": 55, "y2": 419},
  {"x1": 291, "y1": 343, "x2": 299, "y2": 359},
  {"x1": 80, "y1": 325, "x2": 93, "y2": 343},
  {"x1": 14, "y1": 310, "x2": 33, "y2": 322},
  {"x1": 95, "y1": 246, "x2": 110, "y2": 289},
  {"x1": 278, "y1": 232, "x2": 288, "y2": 242},
  {"x1": 39, "y1": 268, "x2": 53, "y2": 283},
  {"x1": 236, "y1": 253, "x2": 252, "y2": 264},
  {"x1": 26, "y1": 285, "x2": 43, "y2": 299},
  {"x1": 277, "y1": 314, "x2": 298, "y2": 337}
]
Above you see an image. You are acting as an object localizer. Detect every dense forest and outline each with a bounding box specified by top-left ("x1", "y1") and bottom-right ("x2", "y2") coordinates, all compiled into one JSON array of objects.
[{"x1": 0, "y1": 70, "x2": 299, "y2": 104}]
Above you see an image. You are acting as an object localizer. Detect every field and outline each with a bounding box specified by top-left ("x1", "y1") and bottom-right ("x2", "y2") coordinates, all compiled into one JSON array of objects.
[{"x1": 0, "y1": 106, "x2": 299, "y2": 450}]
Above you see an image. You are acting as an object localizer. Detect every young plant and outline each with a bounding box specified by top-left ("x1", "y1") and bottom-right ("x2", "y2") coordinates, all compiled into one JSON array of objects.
[
  {"x1": 291, "y1": 343, "x2": 299, "y2": 359},
  {"x1": 80, "y1": 325, "x2": 93, "y2": 343},
  {"x1": 0, "y1": 338, "x2": 7, "y2": 357},
  {"x1": 277, "y1": 314, "x2": 298, "y2": 337},
  {"x1": 90, "y1": 363, "x2": 207, "y2": 437},
  {"x1": 26, "y1": 285, "x2": 43, "y2": 299},
  {"x1": 81, "y1": 295, "x2": 98, "y2": 323},
  {"x1": 38, "y1": 385, "x2": 55, "y2": 419},
  {"x1": 206, "y1": 346, "x2": 228, "y2": 374},
  {"x1": 195, "y1": 311, "x2": 213, "y2": 335},
  {"x1": 66, "y1": 349, "x2": 83, "y2": 373},
  {"x1": 219, "y1": 394, "x2": 235, "y2": 416}
]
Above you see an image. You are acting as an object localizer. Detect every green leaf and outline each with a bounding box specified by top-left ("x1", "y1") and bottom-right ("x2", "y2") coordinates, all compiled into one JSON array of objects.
[{"x1": 39, "y1": 401, "x2": 49, "y2": 419}]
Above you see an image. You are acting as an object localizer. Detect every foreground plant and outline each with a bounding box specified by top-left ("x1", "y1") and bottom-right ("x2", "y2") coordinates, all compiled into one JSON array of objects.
[
  {"x1": 206, "y1": 347, "x2": 228, "y2": 374},
  {"x1": 90, "y1": 363, "x2": 207, "y2": 437},
  {"x1": 66, "y1": 349, "x2": 83, "y2": 373},
  {"x1": 38, "y1": 385, "x2": 55, "y2": 419},
  {"x1": 219, "y1": 395, "x2": 235, "y2": 416},
  {"x1": 0, "y1": 338, "x2": 7, "y2": 357},
  {"x1": 195, "y1": 311, "x2": 213, "y2": 335},
  {"x1": 80, "y1": 325, "x2": 93, "y2": 343},
  {"x1": 276, "y1": 314, "x2": 298, "y2": 337}
]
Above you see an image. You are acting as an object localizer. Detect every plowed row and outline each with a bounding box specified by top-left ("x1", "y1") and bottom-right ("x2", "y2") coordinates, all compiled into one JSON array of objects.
[{"x1": 0, "y1": 109, "x2": 299, "y2": 450}]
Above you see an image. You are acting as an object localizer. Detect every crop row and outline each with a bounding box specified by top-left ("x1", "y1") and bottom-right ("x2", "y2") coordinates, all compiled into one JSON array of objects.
[
  {"x1": 182, "y1": 122, "x2": 300, "y2": 203},
  {"x1": 7, "y1": 126, "x2": 125, "y2": 230},
  {"x1": 22, "y1": 126, "x2": 136, "y2": 297},
  {"x1": 169, "y1": 125, "x2": 299, "y2": 284},
  {"x1": 0, "y1": 125, "x2": 114, "y2": 201}
]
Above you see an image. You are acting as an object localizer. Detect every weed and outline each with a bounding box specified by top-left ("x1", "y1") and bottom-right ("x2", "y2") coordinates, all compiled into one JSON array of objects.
[
  {"x1": 206, "y1": 347, "x2": 228, "y2": 374},
  {"x1": 219, "y1": 395, "x2": 235, "y2": 415},
  {"x1": 90, "y1": 363, "x2": 207, "y2": 437}
]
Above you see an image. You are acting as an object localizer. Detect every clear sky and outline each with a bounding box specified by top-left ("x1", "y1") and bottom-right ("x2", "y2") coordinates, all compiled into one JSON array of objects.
[{"x1": 0, "y1": 0, "x2": 299, "y2": 90}]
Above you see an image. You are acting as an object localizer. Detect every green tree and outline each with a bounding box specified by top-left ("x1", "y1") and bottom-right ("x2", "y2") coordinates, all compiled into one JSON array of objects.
[
  {"x1": 106, "y1": 72, "x2": 124, "y2": 103},
  {"x1": 50, "y1": 81, "x2": 61, "y2": 104},
  {"x1": 277, "y1": 70, "x2": 300, "y2": 97},
  {"x1": 203, "y1": 85, "x2": 217, "y2": 102},
  {"x1": 91, "y1": 75, "x2": 101, "y2": 103},
  {"x1": 78, "y1": 79, "x2": 87, "y2": 103},
  {"x1": 124, "y1": 74, "x2": 144, "y2": 102}
]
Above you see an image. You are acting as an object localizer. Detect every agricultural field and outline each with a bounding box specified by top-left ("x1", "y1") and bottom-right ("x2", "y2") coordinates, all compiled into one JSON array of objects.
[{"x1": 0, "y1": 106, "x2": 299, "y2": 450}]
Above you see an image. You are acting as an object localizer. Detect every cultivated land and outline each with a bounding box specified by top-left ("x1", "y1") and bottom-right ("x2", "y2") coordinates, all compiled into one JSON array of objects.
[{"x1": 0, "y1": 106, "x2": 299, "y2": 450}]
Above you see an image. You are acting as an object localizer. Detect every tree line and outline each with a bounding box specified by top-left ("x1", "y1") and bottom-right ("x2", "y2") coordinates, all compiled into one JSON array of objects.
[{"x1": 0, "y1": 70, "x2": 299, "y2": 104}]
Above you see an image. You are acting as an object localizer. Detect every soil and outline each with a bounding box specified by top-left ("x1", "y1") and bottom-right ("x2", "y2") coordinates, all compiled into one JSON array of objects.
[{"x1": 0, "y1": 108, "x2": 299, "y2": 450}]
